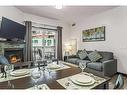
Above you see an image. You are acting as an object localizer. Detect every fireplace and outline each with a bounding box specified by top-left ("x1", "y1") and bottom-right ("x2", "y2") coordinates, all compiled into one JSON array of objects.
[{"x1": 4, "y1": 48, "x2": 24, "y2": 64}]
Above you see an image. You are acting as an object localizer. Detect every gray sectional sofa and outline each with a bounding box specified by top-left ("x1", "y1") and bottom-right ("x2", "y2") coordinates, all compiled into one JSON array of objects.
[{"x1": 66, "y1": 50, "x2": 117, "y2": 77}]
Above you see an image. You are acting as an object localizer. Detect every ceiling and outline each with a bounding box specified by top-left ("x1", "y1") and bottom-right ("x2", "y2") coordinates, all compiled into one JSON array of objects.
[{"x1": 16, "y1": 6, "x2": 117, "y2": 24}]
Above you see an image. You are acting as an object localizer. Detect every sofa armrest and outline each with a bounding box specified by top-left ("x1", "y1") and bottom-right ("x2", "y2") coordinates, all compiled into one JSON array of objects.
[{"x1": 102, "y1": 59, "x2": 117, "y2": 76}]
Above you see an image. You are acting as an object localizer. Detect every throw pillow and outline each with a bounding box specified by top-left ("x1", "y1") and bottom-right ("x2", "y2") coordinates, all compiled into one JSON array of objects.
[
  {"x1": 78, "y1": 49, "x2": 88, "y2": 60},
  {"x1": 0, "y1": 55, "x2": 9, "y2": 64},
  {"x1": 87, "y1": 50, "x2": 102, "y2": 62},
  {"x1": 76, "y1": 50, "x2": 82, "y2": 58}
]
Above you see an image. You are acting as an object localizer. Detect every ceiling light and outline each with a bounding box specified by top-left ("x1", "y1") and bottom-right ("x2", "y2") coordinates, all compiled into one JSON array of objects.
[{"x1": 55, "y1": 5, "x2": 63, "y2": 9}]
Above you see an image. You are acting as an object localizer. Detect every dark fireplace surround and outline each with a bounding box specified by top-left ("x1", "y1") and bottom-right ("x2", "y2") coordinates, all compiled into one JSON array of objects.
[{"x1": 4, "y1": 48, "x2": 24, "y2": 64}]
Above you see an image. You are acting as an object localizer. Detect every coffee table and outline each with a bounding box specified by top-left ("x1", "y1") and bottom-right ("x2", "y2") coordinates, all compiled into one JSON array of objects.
[{"x1": 0, "y1": 61, "x2": 110, "y2": 89}]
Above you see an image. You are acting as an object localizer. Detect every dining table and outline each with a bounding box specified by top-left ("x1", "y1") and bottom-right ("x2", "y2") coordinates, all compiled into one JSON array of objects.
[{"x1": 0, "y1": 61, "x2": 110, "y2": 89}]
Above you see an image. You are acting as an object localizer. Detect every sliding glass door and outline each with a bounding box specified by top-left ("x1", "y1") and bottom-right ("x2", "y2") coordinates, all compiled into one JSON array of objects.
[{"x1": 32, "y1": 26, "x2": 57, "y2": 61}]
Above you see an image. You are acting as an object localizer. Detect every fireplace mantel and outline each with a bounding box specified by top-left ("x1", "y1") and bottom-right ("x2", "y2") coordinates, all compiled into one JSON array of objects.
[
  {"x1": 0, "y1": 41, "x2": 25, "y2": 55},
  {"x1": 0, "y1": 40, "x2": 26, "y2": 44}
]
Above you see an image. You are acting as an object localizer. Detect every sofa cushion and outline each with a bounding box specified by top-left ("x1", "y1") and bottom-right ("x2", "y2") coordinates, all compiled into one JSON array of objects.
[
  {"x1": 87, "y1": 50, "x2": 102, "y2": 62},
  {"x1": 87, "y1": 62, "x2": 103, "y2": 71},
  {"x1": 0, "y1": 55, "x2": 9, "y2": 64},
  {"x1": 78, "y1": 49, "x2": 87, "y2": 60},
  {"x1": 67, "y1": 58, "x2": 79, "y2": 65},
  {"x1": 76, "y1": 59, "x2": 90, "y2": 64},
  {"x1": 98, "y1": 52, "x2": 114, "y2": 62},
  {"x1": 85, "y1": 51, "x2": 93, "y2": 60},
  {"x1": 76, "y1": 50, "x2": 82, "y2": 58}
]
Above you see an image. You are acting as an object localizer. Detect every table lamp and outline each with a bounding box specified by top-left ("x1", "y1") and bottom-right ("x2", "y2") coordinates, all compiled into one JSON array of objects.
[{"x1": 64, "y1": 43, "x2": 72, "y2": 56}]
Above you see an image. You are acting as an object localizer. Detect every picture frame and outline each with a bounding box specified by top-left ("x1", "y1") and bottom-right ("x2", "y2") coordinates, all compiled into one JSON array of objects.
[{"x1": 82, "y1": 26, "x2": 105, "y2": 42}]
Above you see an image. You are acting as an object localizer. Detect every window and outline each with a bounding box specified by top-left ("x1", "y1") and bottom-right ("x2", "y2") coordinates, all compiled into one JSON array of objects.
[
  {"x1": 32, "y1": 31, "x2": 36, "y2": 34},
  {"x1": 32, "y1": 26, "x2": 57, "y2": 60},
  {"x1": 34, "y1": 40, "x2": 38, "y2": 43}
]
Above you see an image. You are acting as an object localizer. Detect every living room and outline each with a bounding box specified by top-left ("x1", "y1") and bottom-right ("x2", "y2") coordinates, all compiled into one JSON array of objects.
[{"x1": 0, "y1": 0, "x2": 127, "y2": 93}]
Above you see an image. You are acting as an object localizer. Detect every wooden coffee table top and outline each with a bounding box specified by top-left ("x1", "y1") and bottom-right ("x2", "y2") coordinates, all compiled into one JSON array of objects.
[{"x1": 0, "y1": 62, "x2": 110, "y2": 89}]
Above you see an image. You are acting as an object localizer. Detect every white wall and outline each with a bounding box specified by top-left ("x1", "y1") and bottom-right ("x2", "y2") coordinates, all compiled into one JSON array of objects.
[
  {"x1": 70, "y1": 6, "x2": 127, "y2": 74},
  {"x1": 0, "y1": 6, "x2": 24, "y2": 23}
]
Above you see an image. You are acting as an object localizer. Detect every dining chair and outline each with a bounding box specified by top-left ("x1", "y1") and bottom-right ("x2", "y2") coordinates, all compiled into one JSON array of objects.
[
  {"x1": 38, "y1": 49, "x2": 42, "y2": 58},
  {"x1": 37, "y1": 49, "x2": 48, "y2": 69},
  {"x1": 14, "y1": 62, "x2": 31, "y2": 69},
  {"x1": 37, "y1": 49, "x2": 58, "y2": 69},
  {"x1": 0, "y1": 65, "x2": 5, "y2": 72},
  {"x1": 0, "y1": 65, "x2": 7, "y2": 78},
  {"x1": 114, "y1": 74, "x2": 124, "y2": 89}
]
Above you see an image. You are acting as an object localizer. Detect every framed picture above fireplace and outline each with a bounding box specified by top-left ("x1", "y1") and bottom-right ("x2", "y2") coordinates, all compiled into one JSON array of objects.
[{"x1": 82, "y1": 26, "x2": 105, "y2": 42}]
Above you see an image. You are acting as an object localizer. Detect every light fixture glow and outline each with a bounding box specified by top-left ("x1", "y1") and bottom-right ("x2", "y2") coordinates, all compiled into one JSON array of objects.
[{"x1": 55, "y1": 5, "x2": 63, "y2": 9}]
